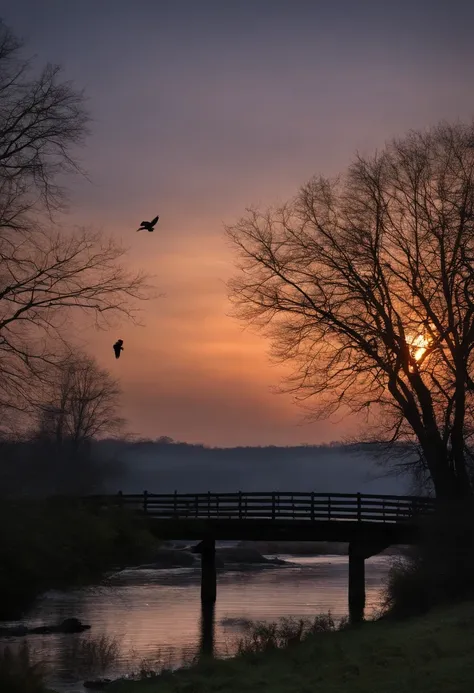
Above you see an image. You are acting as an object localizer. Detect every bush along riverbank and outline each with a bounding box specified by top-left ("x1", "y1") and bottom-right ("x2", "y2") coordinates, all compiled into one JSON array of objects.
[{"x1": 0, "y1": 498, "x2": 160, "y2": 620}]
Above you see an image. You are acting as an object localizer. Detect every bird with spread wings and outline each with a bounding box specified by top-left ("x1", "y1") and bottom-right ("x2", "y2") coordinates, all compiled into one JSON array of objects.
[{"x1": 136, "y1": 215, "x2": 159, "y2": 232}]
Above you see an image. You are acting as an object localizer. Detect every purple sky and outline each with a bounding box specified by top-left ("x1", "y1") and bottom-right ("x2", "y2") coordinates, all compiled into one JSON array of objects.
[{"x1": 4, "y1": 1, "x2": 474, "y2": 445}]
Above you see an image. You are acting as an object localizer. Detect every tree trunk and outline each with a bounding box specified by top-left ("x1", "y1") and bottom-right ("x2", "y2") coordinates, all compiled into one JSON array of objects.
[
  {"x1": 449, "y1": 365, "x2": 472, "y2": 498},
  {"x1": 421, "y1": 437, "x2": 468, "y2": 501}
]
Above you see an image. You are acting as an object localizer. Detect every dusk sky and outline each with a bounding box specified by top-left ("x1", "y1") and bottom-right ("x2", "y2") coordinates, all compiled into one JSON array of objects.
[{"x1": 4, "y1": 1, "x2": 474, "y2": 446}]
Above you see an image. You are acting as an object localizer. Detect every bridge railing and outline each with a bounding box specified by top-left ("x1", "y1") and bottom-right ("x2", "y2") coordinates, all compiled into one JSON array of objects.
[{"x1": 84, "y1": 491, "x2": 435, "y2": 524}]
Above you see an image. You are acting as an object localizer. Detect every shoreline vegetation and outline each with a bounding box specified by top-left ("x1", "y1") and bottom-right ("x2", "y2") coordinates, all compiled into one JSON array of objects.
[{"x1": 0, "y1": 499, "x2": 160, "y2": 621}]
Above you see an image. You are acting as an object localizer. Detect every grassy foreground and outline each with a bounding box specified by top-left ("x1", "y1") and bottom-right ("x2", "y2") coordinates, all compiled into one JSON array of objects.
[{"x1": 109, "y1": 601, "x2": 474, "y2": 693}]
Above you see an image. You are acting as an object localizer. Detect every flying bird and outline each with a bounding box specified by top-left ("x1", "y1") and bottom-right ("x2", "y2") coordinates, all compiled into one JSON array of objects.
[
  {"x1": 136, "y1": 215, "x2": 159, "y2": 232},
  {"x1": 113, "y1": 339, "x2": 124, "y2": 359}
]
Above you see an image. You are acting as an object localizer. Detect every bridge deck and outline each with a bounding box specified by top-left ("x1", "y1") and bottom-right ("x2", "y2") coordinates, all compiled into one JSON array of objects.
[{"x1": 85, "y1": 491, "x2": 434, "y2": 543}]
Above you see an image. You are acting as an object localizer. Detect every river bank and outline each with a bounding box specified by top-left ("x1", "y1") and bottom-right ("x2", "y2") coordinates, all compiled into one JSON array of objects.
[
  {"x1": 0, "y1": 499, "x2": 160, "y2": 619},
  {"x1": 109, "y1": 600, "x2": 474, "y2": 692}
]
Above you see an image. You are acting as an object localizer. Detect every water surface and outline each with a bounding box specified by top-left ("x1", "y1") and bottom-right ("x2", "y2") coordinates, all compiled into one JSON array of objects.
[{"x1": 0, "y1": 552, "x2": 393, "y2": 691}]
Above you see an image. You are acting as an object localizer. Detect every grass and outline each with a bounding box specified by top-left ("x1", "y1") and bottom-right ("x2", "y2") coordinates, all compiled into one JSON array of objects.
[
  {"x1": 59, "y1": 633, "x2": 122, "y2": 678},
  {"x1": 106, "y1": 601, "x2": 474, "y2": 692},
  {"x1": 235, "y1": 613, "x2": 347, "y2": 655}
]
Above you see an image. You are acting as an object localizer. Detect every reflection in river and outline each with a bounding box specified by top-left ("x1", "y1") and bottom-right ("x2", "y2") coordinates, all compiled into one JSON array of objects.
[
  {"x1": 199, "y1": 602, "x2": 215, "y2": 658},
  {"x1": 0, "y1": 553, "x2": 393, "y2": 692}
]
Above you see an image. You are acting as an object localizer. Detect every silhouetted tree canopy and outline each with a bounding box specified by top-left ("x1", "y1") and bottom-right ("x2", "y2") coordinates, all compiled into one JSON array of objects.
[{"x1": 226, "y1": 121, "x2": 474, "y2": 500}]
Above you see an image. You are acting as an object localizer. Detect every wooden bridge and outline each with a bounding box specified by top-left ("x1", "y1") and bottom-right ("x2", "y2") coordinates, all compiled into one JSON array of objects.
[
  {"x1": 88, "y1": 491, "x2": 436, "y2": 623},
  {"x1": 103, "y1": 490, "x2": 434, "y2": 523}
]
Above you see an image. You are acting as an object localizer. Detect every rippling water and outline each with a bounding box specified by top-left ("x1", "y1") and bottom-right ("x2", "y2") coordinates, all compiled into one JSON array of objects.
[{"x1": 0, "y1": 552, "x2": 393, "y2": 692}]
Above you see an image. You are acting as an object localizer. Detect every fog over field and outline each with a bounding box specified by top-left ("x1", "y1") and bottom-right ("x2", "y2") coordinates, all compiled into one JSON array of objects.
[{"x1": 96, "y1": 441, "x2": 412, "y2": 496}]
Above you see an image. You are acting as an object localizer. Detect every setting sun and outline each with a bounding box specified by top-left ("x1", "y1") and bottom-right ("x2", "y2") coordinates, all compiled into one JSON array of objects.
[
  {"x1": 406, "y1": 333, "x2": 431, "y2": 364},
  {"x1": 410, "y1": 334, "x2": 429, "y2": 361}
]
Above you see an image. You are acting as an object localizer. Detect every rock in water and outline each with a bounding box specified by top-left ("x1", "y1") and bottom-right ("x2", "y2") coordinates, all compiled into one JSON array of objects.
[
  {"x1": 59, "y1": 617, "x2": 91, "y2": 633},
  {"x1": 0, "y1": 617, "x2": 91, "y2": 637}
]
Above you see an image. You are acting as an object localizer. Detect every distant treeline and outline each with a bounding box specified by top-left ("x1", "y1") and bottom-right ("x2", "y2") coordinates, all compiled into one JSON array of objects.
[{"x1": 99, "y1": 437, "x2": 416, "y2": 453}]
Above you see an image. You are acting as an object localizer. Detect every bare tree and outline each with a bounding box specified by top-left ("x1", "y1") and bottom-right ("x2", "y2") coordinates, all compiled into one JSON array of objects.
[
  {"x1": 225, "y1": 121, "x2": 474, "y2": 501},
  {"x1": 0, "y1": 20, "x2": 89, "y2": 223},
  {"x1": 0, "y1": 22, "x2": 154, "y2": 418},
  {"x1": 36, "y1": 351, "x2": 125, "y2": 446},
  {"x1": 31, "y1": 352, "x2": 125, "y2": 494}
]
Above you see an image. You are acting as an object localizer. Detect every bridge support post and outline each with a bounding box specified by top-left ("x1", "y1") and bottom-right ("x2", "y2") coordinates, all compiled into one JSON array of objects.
[
  {"x1": 348, "y1": 542, "x2": 365, "y2": 624},
  {"x1": 200, "y1": 537, "x2": 216, "y2": 603}
]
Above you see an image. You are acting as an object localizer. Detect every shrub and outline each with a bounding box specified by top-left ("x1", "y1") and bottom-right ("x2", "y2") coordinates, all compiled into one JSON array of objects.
[
  {"x1": 382, "y1": 500, "x2": 474, "y2": 619},
  {"x1": 60, "y1": 634, "x2": 121, "y2": 677},
  {"x1": 236, "y1": 613, "x2": 342, "y2": 655}
]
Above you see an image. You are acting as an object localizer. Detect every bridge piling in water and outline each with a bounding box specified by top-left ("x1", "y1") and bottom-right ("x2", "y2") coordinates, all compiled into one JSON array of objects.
[
  {"x1": 199, "y1": 537, "x2": 217, "y2": 603},
  {"x1": 348, "y1": 543, "x2": 365, "y2": 624}
]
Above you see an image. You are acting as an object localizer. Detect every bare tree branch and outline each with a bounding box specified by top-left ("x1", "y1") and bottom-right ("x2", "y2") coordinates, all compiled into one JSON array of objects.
[
  {"x1": 35, "y1": 351, "x2": 125, "y2": 445},
  {"x1": 0, "y1": 225, "x2": 156, "y2": 415},
  {"x1": 0, "y1": 20, "x2": 90, "y2": 222}
]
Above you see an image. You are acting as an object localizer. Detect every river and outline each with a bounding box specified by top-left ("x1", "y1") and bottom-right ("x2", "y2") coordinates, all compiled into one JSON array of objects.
[{"x1": 0, "y1": 549, "x2": 394, "y2": 692}]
